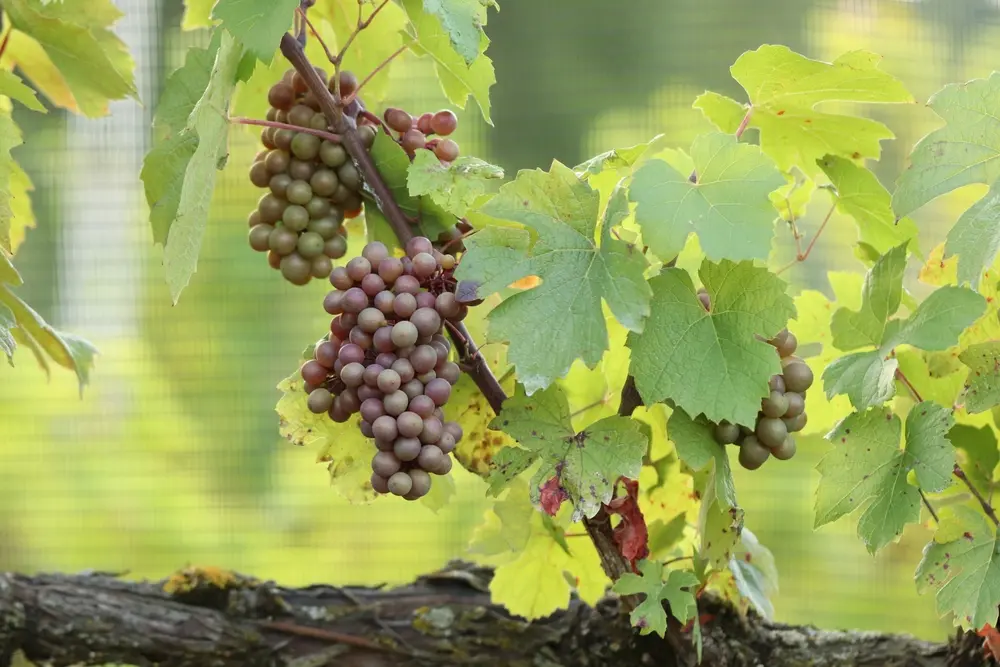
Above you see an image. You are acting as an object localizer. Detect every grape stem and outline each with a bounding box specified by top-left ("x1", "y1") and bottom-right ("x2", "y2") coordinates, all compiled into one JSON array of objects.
[
  {"x1": 279, "y1": 30, "x2": 642, "y2": 612},
  {"x1": 342, "y1": 44, "x2": 408, "y2": 107},
  {"x1": 735, "y1": 107, "x2": 753, "y2": 140},
  {"x1": 776, "y1": 198, "x2": 837, "y2": 275},
  {"x1": 296, "y1": 7, "x2": 337, "y2": 64},
  {"x1": 229, "y1": 116, "x2": 342, "y2": 144}
]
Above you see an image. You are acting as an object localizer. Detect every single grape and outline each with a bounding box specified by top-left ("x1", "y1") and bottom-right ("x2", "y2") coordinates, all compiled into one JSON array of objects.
[
  {"x1": 373, "y1": 326, "x2": 395, "y2": 353},
  {"x1": 361, "y1": 241, "x2": 390, "y2": 266},
  {"x1": 359, "y1": 420, "x2": 374, "y2": 438},
  {"x1": 309, "y1": 114, "x2": 329, "y2": 131},
  {"x1": 375, "y1": 259, "x2": 402, "y2": 286},
  {"x1": 375, "y1": 352, "x2": 397, "y2": 369},
  {"x1": 419, "y1": 417, "x2": 443, "y2": 444},
  {"x1": 297, "y1": 231, "x2": 325, "y2": 259},
  {"x1": 394, "y1": 275, "x2": 420, "y2": 296},
  {"x1": 416, "y1": 371, "x2": 436, "y2": 385},
  {"x1": 282, "y1": 205, "x2": 310, "y2": 232},
  {"x1": 373, "y1": 291, "x2": 395, "y2": 316},
  {"x1": 411, "y1": 253, "x2": 438, "y2": 279},
  {"x1": 248, "y1": 210, "x2": 262, "y2": 228},
  {"x1": 264, "y1": 149, "x2": 290, "y2": 174},
  {"x1": 346, "y1": 256, "x2": 372, "y2": 282},
  {"x1": 309, "y1": 169, "x2": 339, "y2": 197},
  {"x1": 358, "y1": 307, "x2": 387, "y2": 333},
  {"x1": 348, "y1": 326, "x2": 373, "y2": 350},
  {"x1": 406, "y1": 237, "x2": 434, "y2": 258},
  {"x1": 288, "y1": 158, "x2": 316, "y2": 181},
  {"x1": 306, "y1": 196, "x2": 332, "y2": 220},
  {"x1": 409, "y1": 395, "x2": 436, "y2": 419},
  {"x1": 330, "y1": 267, "x2": 353, "y2": 291},
  {"x1": 307, "y1": 388, "x2": 334, "y2": 414},
  {"x1": 714, "y1": 422, "x2": 741, "y2": 445},
  {"x1": 430, "y1": 110, "x2": 458, "y2": 136},
  {"x1": 339, "y1": 388, "x2": 361, "y2": 414},
  {"x1": 435, "y1": 292, "x2": 461, "y2": 320},
  {"x1": 372, "y1": 451, "x2": 401, "y2": 478},
  {"x1": 436, "y1": 362, "x2": 460, "y2": 385},
  {"x1": 357, "y1": 125, "x2": 377, "y2": 149},
  {"x1": 393, "y1": 293, "x2": 418, "y2": 319},
  {"x1": 268, "y1": 82, "x2": 295, "y2": 110},
  {"x1": 384, "y1": 390, "x2": 409, "y2": 416},
  {"x1": 370, "y1": 473, "x2": 390, "y2": 494},
  {"x1": 335, "y1": 70, "x2": 359, "y2": 98},
  {"x1": 330, "y1": 316, "x2": 352, "y2": 340},
  {"x1": 249, "y1": 161, "x2": 271, "y2": 188},
  {"x1": 442, "y1": 422, "x2": 463, "y2": 443},
  {"x1": 362, "y1": 364, "x2": 385, "y2": 388},
  {"x1": 373, "y1": 415, "x2": 399, "y2": 442},
  {"x1": 267, "y1": 174, "x2": 290, "y2": 199},
  {"x1": 400, "y1": 129, "x2": 427, "y2": 155},
  {"x1": 342, "y1": 287, "x2": 369, "y2": 314},
  {"x1": 391, "y1": 321, "x2": 419, "y2": 348},
  {"x1": 394, "y1": 437, "x2": 422, "y2": 462},
  {"x1": 288, "y1": 104, "x2": 314, "y2": 127},
  {"x1": 338, "y1": 162, "x2": 362, "y2": 191},
  {"x1": 301, "y1": 360, "x2": 329, "y2": 386},
  {"x1": 697, "y1": 289, "x2": 711, "y2": 311},
  {"x1": 756, "y1": 417, "x2": 788, "y2": 449},
  {"x1": 425, "y1": 378, "x2": 452, "y2": 406},
  {"x1": 308, "y1": 215, "x2": 338, "y2": 240},
  {"x1": 402, "y1": 379, "x2": 425, "y2": 401},
  {"x1": 323, "y1": 291, "x2": 345, "y2": 317},
  {"x1": 431, "y1": 340, "x2": 451, "y2": 364},
  {"x1": 397, "y1": 411, "x2": 424, "y2": 439},
  {"x1": 391, "y1": 358, "x2": 416, "y2": 383},
  {"x1": 324, "y1": 235, "x2": 348, "y2": 260},
  {"x1": 387, "y1": 471, "x2": 413, "y2": 496},
  {"x1": 340, "y1": 362, "x2": 366, "y2": 388},
  {"x1": 761, "y1": 391, "x2": 789, "y2": 419},
  {"x1": 361, "y1": 273, "x2": 386, "y2": 298},
  {"x1": 783, "y1": 413, "x2": 807, "y2": 433},
  {"x1": 417, "y1": 444, "x2": 446, "y2": 471},
  {"x1": 358, "y1": 384, "x2": 379, "y2": 403},
  {"x1": 248, "y1": 224, "x2": 273, "y2": 252},
  {"x1": 406, "y1": 469, "x2": 432, "y2": 499},
  {"x1": 769, "y1": 374, "x2": 786, "y2": 393},
  {"x1": 258, "y1": 193, "x2": 287, "y2": 224},
  {"x1": 273, "y1": 129, "x2": 295, "y2": 151},
  {"x1": 377, "y1": 368, "x2": 402, "y2": 394},
  {"x1": 411, "y1": 308, "x2": 442, "y2": 338},
  {"x1": 782, "y1": 361, "x2": 813, "y2": 393},
  {"x1": 771, "y1": 436, "x2": 796, "y2": 461},
  {"x1": 408, "y1": 345, "x2": 437, "y2": 375},
  {"x1": 434, "y1": 139, "x2": 460, "y2": 163},
  {"x1": 739, "y1": 436, "x2": 770, "y2": 470},
  {"x1": 430, "y1": 454, "x2": 453, "y2": 476},
  {"x1": 267, "y1": 250, "x2": 282, "y2": 270},
  {"x1": 384, "y1": 107, "x2": 414, "y2": 133},
  {"x1": 776, "y1": 331, "x2": 797, "y2": 358},
  {"x1": 437, "y1": 431, "x2": 457, "y2": 454},
  {"x1": 360, "y1": 397, "x2": 386, "y2": 423},
  {"x1": 320, "y1": 140, "x2": 347, "y2": 168},
  {"x1": 416, "y1": 112, "x2": 433, "y2": 134},
  {"x1": 781, "y1": 391, "x2": 804, "y2": 418},
  {"x1": 415, "y1": 292, "x2": 437, "y2": 311},
  {"x1": 281, "y1": 253, "x2": 312, "y2": 285},
  {"x1": 338, "y1": 342, "x2": 365, "y2": 365}
]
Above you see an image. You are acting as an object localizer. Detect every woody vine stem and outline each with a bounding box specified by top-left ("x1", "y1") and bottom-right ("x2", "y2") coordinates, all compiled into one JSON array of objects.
[{"x1": 275, "y1": 28, "x2": 648, "y2": 611}]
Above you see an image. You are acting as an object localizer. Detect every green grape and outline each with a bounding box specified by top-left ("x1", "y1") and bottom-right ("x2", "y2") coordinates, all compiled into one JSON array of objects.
[
  {"x1": 331, "y1": 184, "x2": 350, "y2": 204},
  {"x1": 784, "y1": 392, "x2": 804, "y2": 418},
  {"x1": 782, "y1": 412, "x2": 807, "y2": 433},
  {"x1": 357, "y1": 125, "x2": 377, "y2": 148},
  {"x1": 739, "y1": 435, "x2": 770, "y2": 470},
  {"x1": 308, "y1": 215, "x2": 340, "y2": 240},
  {"x1": 249, "y1": 161, "x2": 270, "y2": 187},
  {"x1": 297, "y1": 231, "x2": 325, "y2": 259},
  {"x1": 756, "y1": 417, "x2": 788, "y2": 449},
  {"x1": 273, "y1": 130, "x2": 295, "y2": 151},
  {"x1": 309, "y1": 113, "x2": 329, "y2": 131},
  {"x1": 264, "y1": 149, "x2": 290, "y2": 174},
  {"x1": 338, "y1": 162, "x2": 362, "y2": 191},
  {"x1": 771, "y1": 436, "x2": 796, "y2": 461},
  {"x1": 782, "y1": 361, "x2": 814, "y2": 393},
  {"x1": 306, "y1": 196, "x2": 331, "y2": 219},
  {"x1": 248, "y1": 210, "x2": 262, "y2": 228},
  {"x1": 310, "y1": 169, "x2": 339, "y2": 197},
  {"x1": 268, "y1": 225, "x2": 299, "y2": 255},
  {"x1": 714, "y1": 422, "x2": 741, "y2": 445},
  {"x1": 288, "y1": 158, "x2": 315, "y2": 181},
  {"x1": 280, "y1": 253, "x2": 312, "y2": 285},
  {"x1": 761, "y1": 390, "x2": 789, "y2": 418},
  {"x1": 288, "y1": 104, "x2": 314, "y2": 127},
  {"x1": 320, "y1": 141, "x2": 348, "y2": 167},
  {"x1": 324, "y1": 235, "x2": 348, "y2": 259},
  {"x1": 248, "y1": 224, "x2": 273, "y2": 252},
  {"x1": 311, "y1": 255, "x2": 333, "y2": 279},
  {"x1": 269, "y1": 173, "x2": 292, "y2": 198},
  {"x1": 291, "y1": 132, "x2": 321, "y2": 161},
  {"x1": 286, "y1": 180, "x2": 313, "y2": 205},
  {"x1": 258, "y1": 193, "x2": 287, "y2": 224},
  {"x1": 281, "y1": 204, "x2": 310, "y2": 232}
]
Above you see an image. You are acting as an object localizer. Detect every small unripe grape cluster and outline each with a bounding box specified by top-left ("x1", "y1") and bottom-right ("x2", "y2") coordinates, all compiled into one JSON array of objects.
[
  {"x1": 382, "y1": 106, "x2": 460, "y2": 163},
  {"x1": 300, "y1": 238, "x2": 468, "y2": 500},
  {"x1": 247, "y1": 67, "x2": 376, "y2": 285},
  {"x1": 697, "y1": 290, "x2": 814, "y2": 470}
]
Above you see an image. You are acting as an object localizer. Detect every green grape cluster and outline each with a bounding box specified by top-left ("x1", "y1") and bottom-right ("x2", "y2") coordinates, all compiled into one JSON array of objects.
[
  {"x1": 299, "y1": 238, "x2": 468, "y2": 500},
  {"x1": 247, "y1": 67, "x2": 376, "y2": 285},
  {"x1": 698, "y1": 289, "x2": 814, "y2": 470}
]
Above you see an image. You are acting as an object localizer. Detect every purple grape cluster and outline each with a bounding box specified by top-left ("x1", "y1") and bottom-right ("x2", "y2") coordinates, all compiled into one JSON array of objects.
[{"x1": 300, "y1": 237, "x2": 467, "y2": 499}]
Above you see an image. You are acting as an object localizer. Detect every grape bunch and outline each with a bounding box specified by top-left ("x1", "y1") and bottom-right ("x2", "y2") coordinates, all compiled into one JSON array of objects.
[
  {"x1": 299, "y1": 237, "x2": 467, "y2": 500},
  {"x1": 697, "y1": 289, "x2": 814, "y2": 470},
  {"x1": 247, "y1": 67, "x2": 376, "y2": 285},
  {"x1": 382, "y1": 106, "x2": 461, "y2": 163}
]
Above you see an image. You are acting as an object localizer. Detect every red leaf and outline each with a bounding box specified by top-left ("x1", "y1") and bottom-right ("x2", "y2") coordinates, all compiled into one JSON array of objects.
[
  {"x1": 539, "y1": 476, "x2": 569, "y2": 516},
  {"x1": 977, "y1": 623, "x2": 1000, "y2": 661},
  {"x1": 605, "y1": 478, "x2": 649, "y2": 570}
]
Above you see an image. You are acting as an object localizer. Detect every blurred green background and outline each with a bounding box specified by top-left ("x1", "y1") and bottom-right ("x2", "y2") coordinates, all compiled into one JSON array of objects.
[{"x1": 3, "y1": 0, "x2": 999, "y2": 647}]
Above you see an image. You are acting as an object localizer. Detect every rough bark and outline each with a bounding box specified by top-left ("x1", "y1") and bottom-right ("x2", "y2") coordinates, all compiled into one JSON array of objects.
[{"x1": 0, "y1": 561, "x2": 987, "y2": 667}]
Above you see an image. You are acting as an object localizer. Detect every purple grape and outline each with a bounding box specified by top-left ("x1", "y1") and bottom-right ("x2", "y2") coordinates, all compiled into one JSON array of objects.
[
  {"x1": 360, "y1": 397, "x2": 385, "y2": 423},
  {"x1": 361, "y1": 273, "x2": 385, "y2": 297},
  {"x1": 384, "y1": 390, "x2": 409, "y2": 416},
  {"x1": 362, "y1": 364, "x2": 385, "y2": 388},
  {"x1": 416, "y1": 371, "x2": 437, "y2": 385},
  {"x1": 390, "y1": 358, "x2": 415, "y2": 383},
  {"x1": 436, "y1": 361, "x2": 460, "y2": 385},
  {"x1": 337, "y1": 343, "x2": 364, "y2": 365},
  {"x1": 420, "y1": 417, "x2": 443, "y2": 444},
  {"x1": 431, "y1": 340, "x2": 451, "y2": 364},
  {"x1": 373, "y1": 291, "x2": 395, "y2": 315},
  {"x1": 375, "y1": 352, "x2": 397, "y2": 369},
  {"x1": 394, "y1": 437, "x2": 422, "y2": 461},
  {"x1": 340, "y1": 362, "x2": 366, "y2": 387},
  {"x1": 406, "y1": 469, "x2": 431, "y2": 499},
  {"x1": 412, "y1": 252, "x2": 438, "y2": 279},
  {"x1": 437, "y1": 431, "x2": 457, "y2": 453},
  {"x1": 372, "y1": 451, "x2": 401, "y2": 477},
  {"x1": 376, "y1": 368, "x2": 401, "y2": 393},
  {"x1": 411, "y1": 308, "x2": 442, "y2": 338},
  {"x1": 391, "y1": 321, "x2": 419, "y2": 347},
  {"x1": 358, "y1": 307, "x2": 386, "y2": 333},
  {"x1": 346, "y1": 256, "x2": 372, "y2": 281},
  {"x1": 416, "y1": 291, "x2": 437, "y2": 310},
  {"x1": 357, "y1": 385, "x2": 379, "y2": 402},
  {"x1": 405, "y1": 237, "x2": 433, "y2": 258},
  {"x1": 372, "y1": 415, "x2": 398, "y2": 441},
  {"x1": 342, "y1": 287, "x2": 369, "y2": 314},
  {"x1": 339, "y1": 388, "x2": 361, "y2": 414},
  {"x1": 301, "y1": 360, "x2": 329, "y2": 386},
  {"x1": 402, "y1": 379, "x2": 425, "y2": 401},
  {"x1": 435, "y1": 292, "x2": 460, "y2": 319},
  {"x1": 330, "y1": 267, "x2": 352, "y2": 290},
  {"x1": 443, "y1": 421, "x2": 463, "y2": 442},
  {"x1": 393, "y1": 293, "x2": 417, "y2": 318},
  {"x1": 308, "y1": 388, "x2": 334, "y2": 414},
  {"x1": 348, "y1": 327, "x2": 372, "y2": 350},
  {"x1": 409, "y1": 395, "x2": 436, "y2": 418},
  {"x1": 373, "y1": 326, "x2": 394, "y2": 353},
  {"x1": 396, "y1": 345, "x2": 414, "y2": 359},
  {"x1": 359, "y1": 420, "x2": 374, "y2": 438},
  {"x1": 410, "y1": 345, "x2": 438, "y2": 374},
  {"x1": 314, "y1": 340, "x2": 339, "y2": 368},
  {"x1": 417, "y1": 444, "x2": 446, "y2": 472},
  {"x1": 431, "y1": 455, "x2": 453, "y2": 476},
  {"x1": 328, "y1": 400, "x2": 351, "y2": 423},
  {"x1": 397, "y1": 411, "x2": 424, "y2": 438},
  {"x1": 362, "y1": 241, "x2": 390, "y2": 265},
  {"x1": 378, "y1": 257, "x2": 404, "y2": 283},
  {"x1": 324, "y1": 290, "x2": 345, "y2": 315},
  {"x1": 394, "y1": 275, "x2": 421, "y2": 295},
  {"x1": 370, "y1": 473, "x2": 390, "y2": 494}
]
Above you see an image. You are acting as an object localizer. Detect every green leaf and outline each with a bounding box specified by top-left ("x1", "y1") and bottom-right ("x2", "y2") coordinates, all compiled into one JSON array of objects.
[
  {"x1": 830, "y1": 244, "x2": 907, "y2": 350},
  {"x1": 367, "y1": 131, "x2": 454, "y2": 244},
  {"x1": 894, "y1": 73, "x2": 1000, "y2": 219},
  {"x1": 0, "y1": 304, "x2": 16, "y2": 365},
  {"x1": 816, "y1": 155, "x2": 918, "y2": 256},
  {"x1": 816, "y1": 403, "x2": 955, "y2": 554},
  {"x1": 407, "y1": 149, "x2": 503, "y2": 217},
  {"x1": 489, "y1": 384, "x2": 647, "y2": 520},
  {"x1": 949, "y1": 424, "x2": 998, "y2": 494},
  {"x1": 884, "y1": 287, "x2": 985, "y2": 351},
  {"x1": 211, "y1": 0, "x2": 298, "y2": 63},
  {"x1": 612, "y1": 560, "x2": 699, "y2": 637},
  {"x1": 822, "y1": 350, "x2": 898, "y2": 411},
  {"x1": 0, "y1": 279, "x2": 98, "y2": 393},
  {"x1": 916, "y1": 506, "x2": 1000, "y2": 629},
  {"x1": 142, "y1": 31, "x2": 243, "y2": 303},
  {"x1": 0, "y1": 70, "x2": 46, "y2": 112},
  {"x1": 627, "y1": 132, "x2": 784, "y2": 262},
  {"x1": 698, "y1": 45, "x2": 912, "y2": 175},
  {"x1": 4, "y1": 0, "x2": 137, "y2": 117},
  {"x1": 691, "y1": 91, "x2": 746, "y2": 134},
  {"x1": 699, "y1": 476, "x2": 745, "y2": 568},
  {"x1": 414, "y1": 0, "x2": 496, "y2": 66},
  {"x1": 943, "y1": 185, "x2": 1000, "y2": 289},
  {"x1": 729, "y1": 528, "x2": 779, "y2": 619},
  {"x1": 486, "y1": 445, "x2": 536, "y2": 496},
  {"x1": 182, "y1": 0, "x2": 217, "y2": 30},
  {"x1": 402, "y1": 0, "x2": 494, "y2": 123},
  {"x1": 0, "y1": 110, "x2": 23, "y2": 255},
  {"x1": 960, "y1": 342, "x2": 1000, "y2": 414},
  {"x1": 628, "y1": 260, "x2": 795, "y2": 427},
  {"x1": 457, "y1": 168, "x2": 650, "y2": 394},
  {"x1": 276, "y1": 370, "x2": 376, "y2": 504},
  {"x1": 666, "y1": 406, "x2": 737, "y2": 508}
]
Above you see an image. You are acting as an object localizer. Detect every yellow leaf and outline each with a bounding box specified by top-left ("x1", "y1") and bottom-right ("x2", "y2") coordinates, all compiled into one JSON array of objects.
[
  {"x1": 182, "y1": 0, "x2": 217, "y2": 30},
  {"x1": 8, "y1": 160, "x2": 36, "y2": 254},
  {"x1": 1, "y1": 31, "x2": 79, "y2": 113},
  {"x1": 919, "y1": 242, "x2": 959, "y2": 287}
]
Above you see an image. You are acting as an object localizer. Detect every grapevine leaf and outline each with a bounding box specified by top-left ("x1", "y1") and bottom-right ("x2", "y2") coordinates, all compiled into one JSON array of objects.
[
  {"x1": 816, "y1": 155, "x2": 918, "y2": 255},
  {"x1": 883, "y1": 287, "x2": 986, "y2": 351},
  {"x1": 628, "y1": 260, "x2": 795, "y2": 427},
  {"x1": 449, "y1": 374, "x2": 516, "y2": 477},
  {"x1": 312, "y1": 0, "x2": 408, "y2": 106},
  {"x1": 0, "y1": 70, "x2": 46, "y2": 112},
  {"x1": 413, "y1": 0, "x2": 496, "y2": 66},
  {"x1": 822, "y1": 350, "x2": 898, "y2": 411},
  {"x1": 960, "y1": 342, "x2": 1000, "y2": 414},
  {"x1": 949, "y1": 424, "x2": 998, "y2": 494},
  {"x1": 816, "y1": 403, "x2": 955, "y2": 554},
  {"x1": 916, "y1": 506, "x2": 1000, "y2": 630},
  {"x1": 627, "y1": 132, "x2": 784, "y2": 262},
  {"x1": 407, "y1": 149, "x2": 503, "y2": 217},
  {"x1": 769, "y1": 171, "x2": 815, "y2": 223},
  {"x1": 182, "y1": 0, "x2": 217, "y2": 30},
  {"x1": 402, "y1": 0, "x2": 495, "y2": 123},
  {"x1": 699, "y1": 477, "x2": 745, "y2": 568},
  {"x1": 7, "y1": 160, "x2": 36, "y2": 255},
  {"x1": 573, "y1": 135, "x2": 670, "y2": 204},
  {"x1": 729, "y1": 528, "x2": 779, "y2": 619},
  {"x1": 457, "y1": 168, "x2": 650, "y2": 394},
  {"x1": 944, "y1": 185, "x2": 1000, "y2": 289},
  {"x1": 665, "y1": 406, "x2": 737, "y2": 508},
  {"x1": 489, "y1": 384, "x2": 647, "y2": 521},
  {"x1": 0, "y1": 304, "x2": 16, "y2": 365},
  {"x1": 894, "y1": 73, "x2": 1000, "y2": 219},
  {"x1": 486, "y1": 445, "x2": 537, "y2": 496},
  {"x1": 4, "y1": 0, "x2": 137, "y2": 117},
  {"x1": 276, "y1": 371, "x2": 375, "y2": 504},
  {"x1": 0, "y1": 264, "x2": 98, "y2": 393},
  {"x1": 697, "y1": 46, "x2": 912, "y2": 175},
  {"x1": 691, "y1": 91, "x2": 746, "y2": 134},
  {"x1": 367, "y1": 132, "x2": 454, "y2": 244},
  {"x1": 0, "y1": 110, "x2": 22, "y2": 254},
  {"x1": 611, "y1": 559, "x2": 699, "y2": 638},
  {"x1": 830, "y1": 244, "x2": 907, "y2": 351},
  {"x1": 142, "y1": 31, "x2": 243, "y2": 303},
  {"x1": 211, "y1": 0, "x2": 298, "y2": 63}
]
